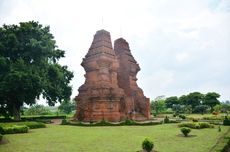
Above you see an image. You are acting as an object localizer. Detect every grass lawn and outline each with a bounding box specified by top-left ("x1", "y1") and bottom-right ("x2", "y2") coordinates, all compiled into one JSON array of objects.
[{"x1": 0, "y1": 124, "x2": 229, "y2": 152}]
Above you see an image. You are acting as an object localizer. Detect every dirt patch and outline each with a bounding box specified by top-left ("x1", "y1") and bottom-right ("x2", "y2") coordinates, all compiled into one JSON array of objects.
[
  {"x1": 0, "y1": 137, "x2": 9, "y2": 145},
  {"x1": 50, "y1": 119, "x2": 62, "y2": 125}
]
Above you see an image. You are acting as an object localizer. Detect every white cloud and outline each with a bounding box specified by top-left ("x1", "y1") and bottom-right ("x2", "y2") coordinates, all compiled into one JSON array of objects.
[{"x1": 0, "y1": 0, "x2": 230, "y2": 103}]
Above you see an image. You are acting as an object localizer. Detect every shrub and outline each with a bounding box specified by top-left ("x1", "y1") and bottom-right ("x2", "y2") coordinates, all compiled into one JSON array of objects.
[
  {"x1": 3, "y1": 125, "x2": 29, "y2": 134},
  {"x1": 223, "y1": 116, "x2": 230, "y2": 126},
  {"x1": 95, "y1": 119, "x2": 112, "y2": 126},
  {"x1": 142, "y1": 138, "x2": 154, "y2": 152},
  {"x1": 0, "y1": 134, "x2": 2, "y2": 141},
  {"x1": 22, "y1": 122, "x2": 46, "y2": 129},
  {"x1": 212, "y1": 111, "x2": 219, "y2": 115},
  {"x1": 199, "y1": 122, "x2": 214, "y2": 129},
  {"x1": 179, "y1": 115, "x2": 186, "y2": 119},
  {"x1": 0, "y1": 126, "x2": 4, "y2": 134},
  {"x1": 0, "y1": 122, "x2": 46, "y2": 129},
  {"x1": 181, "y1": 127, "x2": 191, "y2": 137},
  {"x1": 164, "y1": 116, "x2": 170, "y2": 123},
  {"x1": 61, "y1": 119, "x2": 69, "y2": 125},
  {"x1": 123, "y1": 119, "x2": 136, "y2": 125},
  {"x1": 192, "y1": 118, "x2": 198, "y2": 122},
  {"x1": 178, "y1": 122, "x2": 214, "y2": 129},
  {"x1": 218, "y1": 125, "x2": 221, "y2": 132}
]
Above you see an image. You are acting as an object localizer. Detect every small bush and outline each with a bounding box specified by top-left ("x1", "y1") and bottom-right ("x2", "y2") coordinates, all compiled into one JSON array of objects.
[
  {"x1": 212, "y1": 111, "x2": 219, "y2": 115},
  {"x1": 199, "y1": 122, "x2": 214, "y2": 129},
  {"x1": 0, "y1": 126, "x2": 4, "y2": 134},
  {"x1": 179, "y1": 115, "x2": 186, "y2": 119},
  {"x1": 218, "y1": 125, "x2": 221, "y2": 132},
  {"x1": 223, "y1": 117, "x2": 230, "y2": 126},
  {"x1": 178, "y1": 122, "x2": 214, "y2": 129},
  {"x1": 95, "y1": 119, "x2": 112, "y2": 126},
  {"x1": 0, "y1": 134, "x2": 2, "y2": 141},
  {"x1": 22, "y1": 122, "x2": 46, "y2": 129},
  {"x1": 3, "y1": 125, "x2": 29, "y2": 134},
  {"x1": 164, "y1": 116, "x2": 170, "y2": 123},
  {"x1": 181, "y1": 127, "x2": 191, "y2": 137},
  {"x1": 192, "y1": 118, "x2": 198, "y2": 122},
  {"x1": 61, "y1": 119, "x2": 69, "y2": 125},
  {"x1": 123, "y1": 119, "x2": 136, "y2": 125},
  {"x1": 142, "y1": 138, "x2": 154, "y2": 152}
]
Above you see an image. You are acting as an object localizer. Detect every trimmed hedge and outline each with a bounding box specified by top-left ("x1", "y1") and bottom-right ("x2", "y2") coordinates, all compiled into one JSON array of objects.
[
  {"x1": 223, "y1": 117, "x2": 230, "y2": 126},
  {"x1": 2, "y1": 125, "x2": 29, "y2": 134},
  {"x1": 0, "y1": 115, "x2": 66, "y2": 122},
  {"x1": 178, "y1": 122, "x2": 214, "y2": 129},
  {"x1": 64, "y1": 119, "x2": 163, "y2": 127},
  {"x1": 0, "y1": 121, "x2": 46, "y2": 129}
]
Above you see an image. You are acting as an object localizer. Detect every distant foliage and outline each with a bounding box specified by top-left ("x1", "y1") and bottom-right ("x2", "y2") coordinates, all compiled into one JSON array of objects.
[
  {"x1": 179, "y1": 114, "x2": 186, "y2": 119},
  {"x1": 180, "y1": 127, "x2": 191, "y2": 137},
  {"x1": 142, "y1": 138, "x2": 154, "y2": 152},
  {"x1": 24, "y1": 104, "x2": 52, "y2": 115},
  {"x1": 178, "y1": 122, "x2": 214, "y2": 129},
  {"x1": 58, "y1": 100, "x2": 75, "y2": 114},
  {"x1": 193, "y1": 105, "x2": 210, "y2": 115}
]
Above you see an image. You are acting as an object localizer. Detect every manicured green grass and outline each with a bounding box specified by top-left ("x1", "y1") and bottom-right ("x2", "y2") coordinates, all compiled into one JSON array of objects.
[{"x1": 0, "y1": 124, "x2": 229, "y2": 152}]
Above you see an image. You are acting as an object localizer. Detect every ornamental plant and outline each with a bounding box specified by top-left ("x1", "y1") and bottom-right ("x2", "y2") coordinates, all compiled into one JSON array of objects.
[
  {"x1": 142, "y1": 138, "x2": 154, "y2": 152},
  {"x1": 181, "y1": 127, "x2": 191, "y2": 137}
]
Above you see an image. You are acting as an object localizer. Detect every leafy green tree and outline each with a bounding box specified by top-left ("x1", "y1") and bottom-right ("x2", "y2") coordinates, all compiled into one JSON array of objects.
[
  {"x1": 0, "y1": 21, "x2": 73, "y2": 120},
  {"x1": 172, "y1": 104, "x2": 183, "y2": 115},
  {"x1": 220, "y1": 103, "x2": 230, "y2": 116},
  {"x1": 24, "y1": 104, "x2": 51, "y2": 115},
  {"x1": 58, "y1": 100, "x2": 75, "y2": 114},
  {"x1": 213, "y1": 104, "x2": 221, "y2": 113},
  {"x1": 186, "y1": 92, "x2": 203, "y2": 109},
  {"x1": 193, "y1": 105, "x2": 210, "y2": 115},
  {"x1": 151, "y1": 99, "x2": 166, "y2": 114},
  {"x1": 165, "y1": 96, "x2": 179, "y2": 108},
  {"x1": 203, "y1": 92, "x2": 220, "y2": 111},
  {"x1": 179, "y1": 95, "x2": 188, "y2": 105}
]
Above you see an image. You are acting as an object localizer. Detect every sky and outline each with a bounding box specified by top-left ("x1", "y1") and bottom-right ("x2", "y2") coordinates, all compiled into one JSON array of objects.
[{"x1": 0, "y1": 0, "x2": 230, "y2": 104}]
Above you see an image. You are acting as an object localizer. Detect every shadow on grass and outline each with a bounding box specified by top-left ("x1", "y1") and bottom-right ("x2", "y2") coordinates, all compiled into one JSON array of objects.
[
  {"x1": 0, "y1": 137, "x2": 9, "y2": 145},
  {"x1": 177, "y1": 134, "x2": 197, "y2": 138}
]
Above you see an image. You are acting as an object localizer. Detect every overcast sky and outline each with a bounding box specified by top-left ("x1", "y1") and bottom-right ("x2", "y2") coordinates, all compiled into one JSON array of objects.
[{"x1": 0, "y1": 0, "x2": 230, "y2": 103}]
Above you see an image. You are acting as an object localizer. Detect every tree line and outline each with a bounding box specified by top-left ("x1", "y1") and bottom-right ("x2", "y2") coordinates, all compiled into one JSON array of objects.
[{"x1": 151, "y1": 92, "x2": 230, "y2": 115}]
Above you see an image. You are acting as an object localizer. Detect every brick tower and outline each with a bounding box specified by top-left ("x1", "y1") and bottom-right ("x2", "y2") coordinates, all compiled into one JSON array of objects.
[
  {"x1": 75, "y1": 30, "x2": 150, "y2": 122},
  {"x1": 75, "y1": 30, "x2": 125, "y2": 122},
  {"x1": 114, "y1": 38, "x2": 150, "y2": 120}
]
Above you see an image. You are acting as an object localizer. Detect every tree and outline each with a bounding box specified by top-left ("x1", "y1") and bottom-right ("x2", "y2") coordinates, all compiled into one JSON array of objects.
[
  {"x1": 203, "y1": 92, "x2": 220, "y2": 111},
  {"x1": 178, "y1": 95, "x2": 188, "y2": 105},
  {"x1": 0, "y1": 21, "x2": 73, "y2": 120},
  {"x1": 58, "y1": 100, "x2": 75, "y2": 114},
  {"x1": 151, "y1": 99, "x2": 166, "y2": 114},
  {"x1": 24, "y1": 104, "x2": 51, "y2": 115},
  {"x1": 220, "y1": 103, "x2": 230, "y2": 116},
  {"x1": 186, "y1": 92, "x2": 203, "y2": 109},
  {"x1": 193, "y1": 105, "x2": 210, "y2": 115},
  {"x1": 172, "y1": 104, "x2": 183, "y2": 115},
  {"x1": 165, "y1": 96, "x2": 179, "y2": 108}
]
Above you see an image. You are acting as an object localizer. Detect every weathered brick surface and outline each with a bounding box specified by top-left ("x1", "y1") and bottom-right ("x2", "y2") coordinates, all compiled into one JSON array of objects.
[{"x1": 75, "y1": 30, "x2": 150, "y2": 122}]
